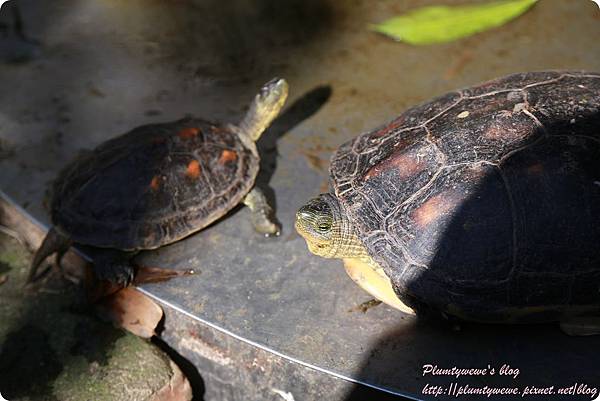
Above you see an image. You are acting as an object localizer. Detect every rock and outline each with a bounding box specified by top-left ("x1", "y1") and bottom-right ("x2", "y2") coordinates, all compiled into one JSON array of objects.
[{"x1": 0, "y1": 230, "x2": 192, "y2": 401}]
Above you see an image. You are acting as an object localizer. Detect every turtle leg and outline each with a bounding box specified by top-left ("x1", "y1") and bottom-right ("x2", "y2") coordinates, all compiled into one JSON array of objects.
[
  {"x1": 55, "y1": 241, "x2": 79, "y2": 284},
  {"x1": 28, "y1": 227, "x2": 72, "y2": 283},
  {"x1": 243, "y1": 187, "x2": 280, "y2": 237},
  {"x1": 93, "y1": 250, "x2": 136, "y2": 286},
  {"x1": 559, "y1": 317, "x2": 600, "y2": 336}
]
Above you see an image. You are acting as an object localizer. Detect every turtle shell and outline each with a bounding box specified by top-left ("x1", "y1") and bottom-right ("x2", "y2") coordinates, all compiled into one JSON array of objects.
[
  {"x1": 330, "y1": 71, "x2": 600, "y2": 322},
  {"x1": 51, "y1": 118, "x2": 258, "y2": 250}
]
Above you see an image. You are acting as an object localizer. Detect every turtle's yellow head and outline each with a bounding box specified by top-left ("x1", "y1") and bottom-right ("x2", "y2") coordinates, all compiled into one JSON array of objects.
[
  {"x1": 295, "y1": 193, "x2": 367, "y2": 259},
  {"x1": 296, "y1": 194, "x2": 412, "y2": 314},
  {"x1": 295, "y1": 194, "x2": 337, "y2": 257}
]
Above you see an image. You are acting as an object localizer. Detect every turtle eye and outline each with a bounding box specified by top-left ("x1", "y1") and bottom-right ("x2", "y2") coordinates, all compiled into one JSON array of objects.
[{"x1": 317, "y1": 220, "x2": 331, "y2": 232}]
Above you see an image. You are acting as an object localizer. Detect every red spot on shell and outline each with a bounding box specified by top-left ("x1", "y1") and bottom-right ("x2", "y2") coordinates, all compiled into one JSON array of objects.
[
  {"x1": 178, "y1": 127, "x2": 200, "y2": 139},
  {"x1": 412, "y1": 193, "x2": 456, "y2": 228},
  {"x1": 218, "y1": 150, "x2": 238, "y2": 164},
  {"x1": 527, "y1": 163, "x2": 544, "y2": 175},
  {"x1": 364, "y1": 153, "x2": 425, "y2": 181},
  {"x1": 483, "y1": 118, "x2": 533, "y2": 142},
  {"x1": 483, "y1": 125, "x2": 505, "y2": 140},
  {"x1": 210, "y1": 125, "x2": 227, "y2": 134},
  {"x1": 150, "y1": 176, "x2": 161, "y2": 191},
  {"x1": 186, "y1": 160, "x2": 201, "y2": 179}
]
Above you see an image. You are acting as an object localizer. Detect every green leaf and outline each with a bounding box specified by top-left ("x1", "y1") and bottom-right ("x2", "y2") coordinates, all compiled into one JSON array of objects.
[{"x1": 371, "y1": 0, "x2": 538, "y2": 45}]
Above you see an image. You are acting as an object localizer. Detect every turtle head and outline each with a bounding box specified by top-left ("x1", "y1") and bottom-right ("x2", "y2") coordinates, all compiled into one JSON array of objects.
[
  {"x1": 295, "y1": 194, "x2": 337, "y2": 257},
  {"x1": 238, "y1": 78, "x2": 289, "y2": 142},
  {"x1": 295, "y1": 193, "x2": 366, "y2": 259}
]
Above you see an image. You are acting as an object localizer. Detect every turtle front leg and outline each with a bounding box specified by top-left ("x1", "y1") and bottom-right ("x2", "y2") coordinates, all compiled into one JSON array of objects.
[
  {"x1": 243, "y1": 187, "x2": 280, "y2": 237},
  {"x1": 93, "y1": 250, "x2": 136, "y2": 286}
]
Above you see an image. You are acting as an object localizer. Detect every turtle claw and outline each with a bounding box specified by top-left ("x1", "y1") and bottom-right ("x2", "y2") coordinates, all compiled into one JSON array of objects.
[
  {"x1": 262, "y1": 227, "x2": 281, "y2": 238},
  {"x1": 256, "y1": 220, "x2": 280, "y2": 238}
]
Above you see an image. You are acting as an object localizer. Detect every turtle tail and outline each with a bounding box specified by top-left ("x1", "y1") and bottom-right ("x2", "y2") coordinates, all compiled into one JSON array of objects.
[{"x1": 27, "y1": 227, "x2": 71, "y2": 283}]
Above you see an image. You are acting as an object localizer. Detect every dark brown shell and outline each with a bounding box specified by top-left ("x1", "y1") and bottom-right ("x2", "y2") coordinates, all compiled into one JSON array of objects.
[
  {"x1": 52, "y1": 118, "x2": 257, "y2": 250},
  {"x1": 330, "y1": 71, "x2": 600, "y2": 321}
]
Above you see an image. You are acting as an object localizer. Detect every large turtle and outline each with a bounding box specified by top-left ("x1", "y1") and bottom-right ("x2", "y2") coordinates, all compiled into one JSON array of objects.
[
  {"x1": 29, "y1": 78, "x2": 288, "y2": 285},
  {"x1": 296, "y1": 71, "x2": 600, "y2": 334}
]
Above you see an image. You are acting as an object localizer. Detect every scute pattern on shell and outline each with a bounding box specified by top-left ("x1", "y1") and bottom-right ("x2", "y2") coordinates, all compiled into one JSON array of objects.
[
  {"x1": 52, "y1": 118, "x2": 258, "y2": 250},
  {"x1": 330, "y1": 71, "x2": 600, "y2": 320}
]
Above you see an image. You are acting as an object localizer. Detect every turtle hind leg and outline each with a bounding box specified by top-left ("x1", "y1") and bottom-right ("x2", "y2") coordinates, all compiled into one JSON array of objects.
[
  {"x1": 92, "y1": 250, "x2": 196, "y2": 288},
  {"x1": 560, "y1": 317, "x2": 600, "y2": 336},
  {"x1": 93, "y1": 250, "x2": 136, "y2": 287},
  {"x1": 27, "y1": 227, "x2": 72, "y2": 283},
  {"x1": 243, "y1": 187, "x2": 280, "y2": 237}
]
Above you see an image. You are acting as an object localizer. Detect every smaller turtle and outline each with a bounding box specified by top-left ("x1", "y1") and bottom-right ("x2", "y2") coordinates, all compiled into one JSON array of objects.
[{"x1": 29, "y1": 78, "x2": 288, "y2": 285}]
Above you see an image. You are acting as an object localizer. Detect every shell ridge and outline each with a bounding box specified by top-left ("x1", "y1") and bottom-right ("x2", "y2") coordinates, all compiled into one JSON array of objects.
[
  {"x1": 520, "y1": 108, "x2": 545, "y2": 132},
  {"x1": 377, "y1": 93, "x2": 464, "y2": 149},
  {"x1": 498, "y1": 135, "x2": 547, "y2": 165},
  {"x1": 387, "y1": 160, "x2": 485, "y2": 219},
  {"x1": 495, "y1": 164, "x2": 518, "y2": 305},
  {"x1": 423, "y1": 126, "x2": 448, "y2": 165}
]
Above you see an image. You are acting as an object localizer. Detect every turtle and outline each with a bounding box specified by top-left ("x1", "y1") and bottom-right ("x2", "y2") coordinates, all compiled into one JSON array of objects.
[
  {"x1": 28, "y1": 78, "x2": 289, "y2": 285},
  {"x1": 295, "y1": 71, "x2": 600, "y2": 335}
]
